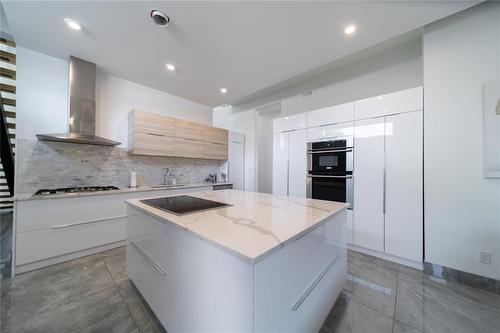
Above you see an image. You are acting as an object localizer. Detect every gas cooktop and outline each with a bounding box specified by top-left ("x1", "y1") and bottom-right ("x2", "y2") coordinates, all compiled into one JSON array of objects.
[
  {"x1": 34, "y1": 186, "x2": 120, "y2": 195},
  {"x1": 140, "y1": 195, "x2": 231, "y2": 216}
]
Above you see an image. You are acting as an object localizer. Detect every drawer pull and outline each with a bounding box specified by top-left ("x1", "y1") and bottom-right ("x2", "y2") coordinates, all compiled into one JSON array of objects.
[
  {"x1": 50, "y1": 215, "x2": 127, "y2": 229},
  {"x1": 130, "y1": 241, "x2": 167, "y2": 277},
  {"x1": 291, "y1": 254, "x2": 340, "y2": 312}
]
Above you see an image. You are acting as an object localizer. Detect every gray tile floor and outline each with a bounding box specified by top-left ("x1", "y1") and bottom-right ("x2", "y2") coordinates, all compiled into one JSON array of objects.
[{"x1": 2, "y1": 247, "x2": 500, "y2": 333}]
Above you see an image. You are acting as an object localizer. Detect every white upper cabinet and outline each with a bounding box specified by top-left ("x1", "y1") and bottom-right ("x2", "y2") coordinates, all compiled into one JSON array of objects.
[
  {"x1": 288, "y1": 129, "x2": 307, "y2": 198},
  {"x1": 354, "y1": 86, "x2": 423, "y2": 120},
  {"x1": 384, "y1": 111, "x2": 423, "y2": 262},
  {"x1": 307, "y1": 102, "x2": 354, "y2": 127},
  {"x1": 273, "y1": 113, "x2": 308, "y2": 133},
  {"x1": 307, "y1": 122, "x2": 353, "y2": 141}
]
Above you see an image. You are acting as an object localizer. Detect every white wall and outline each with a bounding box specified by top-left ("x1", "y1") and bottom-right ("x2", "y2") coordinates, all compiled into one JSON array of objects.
[
  {"x1": 16, "y1": 47, "x2": 213, "y2": 146},
  {"x1": 16, "y1": 47, "x2": 69, "y2": 140},
  {"x1": 424, "y1": 2, "x2": 500, "y2": 280},
  {"x1": 213, "y1": 106, "x2": 257, "y2": 191}
]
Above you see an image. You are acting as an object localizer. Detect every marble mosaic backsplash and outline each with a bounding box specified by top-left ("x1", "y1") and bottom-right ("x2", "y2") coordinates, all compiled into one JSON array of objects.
[{"x1": 16, "y1": 139, "x2": 227, "y2": 194}]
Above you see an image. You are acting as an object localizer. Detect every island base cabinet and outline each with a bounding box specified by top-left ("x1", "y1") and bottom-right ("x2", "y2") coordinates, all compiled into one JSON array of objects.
[
  {"x1": 126, "y1": 205, "x2": 347, "y2": 333},
  {"x1": 126, "y1": 244, "x2": 180, "y2": 333}
]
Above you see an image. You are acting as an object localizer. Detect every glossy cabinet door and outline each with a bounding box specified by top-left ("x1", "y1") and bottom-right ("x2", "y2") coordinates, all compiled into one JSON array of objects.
[
  {"x1": 353, "y1": 118, "x2": 385, "y2": 252},
  {"x1": 307, "y1": 102, "x2": 354, "y2": 127},
  {"x1": 354, "y1": 86, "x2": 423, "y2": 120},
  {"x1": 384, "y1": 111, "x2": 423, "y2": 262},
  {"x1": 307, "y1": 122, "x2": 354, "y2": 141},
  {"x1": 288, "y1": 129, "x2": 307, "y2": 197},
  {"x1": 273, "y1": 113, "x2": 308, "y2": 133},
  {"x1": 273, "y1": 132, "x2": 289, "y2": 196}
]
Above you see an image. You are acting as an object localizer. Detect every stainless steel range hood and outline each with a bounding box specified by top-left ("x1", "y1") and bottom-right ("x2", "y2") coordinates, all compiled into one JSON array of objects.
[{"x1": 36, "y1": 56, "x2": 120, "y2": 146}]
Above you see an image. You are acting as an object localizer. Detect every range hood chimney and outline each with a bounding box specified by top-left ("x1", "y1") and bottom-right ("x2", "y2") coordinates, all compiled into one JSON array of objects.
[{"x1": 36, "y1": 56, "x2": 120, "y2": 146}]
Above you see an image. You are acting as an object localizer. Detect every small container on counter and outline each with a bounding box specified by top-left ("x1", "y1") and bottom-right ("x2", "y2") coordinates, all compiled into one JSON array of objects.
[{"x1": 130, "y1": 171, "x2": 137, "y2": 187}]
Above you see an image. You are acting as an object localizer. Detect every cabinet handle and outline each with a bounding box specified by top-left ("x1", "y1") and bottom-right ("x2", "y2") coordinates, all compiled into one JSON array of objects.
[
  {"x1": 50, "y1": 214, "x2": 127, "y2": 229},
  {"x1": 291, "y1": 254, "x2": 339, "y2": 312},
  {"x1": 307, "y1": 175, "x2": 352, "y2": 179},
  {"x1": 130, "y1": 241, "x2": 167, "y2": 277},
  {"x1": 307, "y1": 149, "x2": 353, "y2": 154},
  {"x1": 145, "y1": 132, "x2": 165, "y2": 137}
]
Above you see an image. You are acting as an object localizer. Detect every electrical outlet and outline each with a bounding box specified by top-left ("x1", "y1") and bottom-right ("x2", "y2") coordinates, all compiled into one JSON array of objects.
[{"x1": 478, "y1": 250, "x2": 492, "y2": 265}]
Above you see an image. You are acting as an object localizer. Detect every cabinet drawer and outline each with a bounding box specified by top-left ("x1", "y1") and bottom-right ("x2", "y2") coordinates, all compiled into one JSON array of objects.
[
  {"x1": 131, "y1": 110, "x2": 174, "y2": 136},
  {"x1": 174, "y1": 119, "x2": 205, "y2": 141},
  {"x1": 354, "y1": 86, "x2": 423, "y2": 120},
  {"x1": 174, "y1": 137, "x2": 205, "y2": 158},
  {"x1": 205, "y1": 127, "x2": 228, "y2": 145},
  {"x1": 132, "y1": 132, "x2": 174, "y2": 156},
  {"x1": 16, "y1": 217, "x2": 126, "y2": 265},
  {"x1": 126, "y1": 243, "x2": 179, "y2": 333},
  {"x1": 307, "y1": 102, "x2": 354, "y2": 127},
  {"x1": 204, "y1": 142, "x2": 228, "y2": 160}
]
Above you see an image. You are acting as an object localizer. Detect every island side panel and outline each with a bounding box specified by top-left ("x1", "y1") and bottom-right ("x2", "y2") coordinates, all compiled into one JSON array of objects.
[
  {"x1": 126, "y1": 205, "x2": 255, "y2": 333},
  {"x1": 254, "y1": 209, "x2": 347, "y2": 333}
]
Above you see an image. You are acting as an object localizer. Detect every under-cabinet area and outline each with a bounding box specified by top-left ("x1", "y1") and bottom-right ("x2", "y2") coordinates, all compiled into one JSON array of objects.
[{"x1": 129, "y1": 110, "x2": 229, "y2": 160}]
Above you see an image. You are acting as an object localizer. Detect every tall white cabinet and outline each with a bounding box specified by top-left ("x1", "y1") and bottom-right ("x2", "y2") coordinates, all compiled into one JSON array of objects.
[
  {"x1": 273, "y1": 114, "x2": 307, "y2": 197},
  {"x1": 353, "y1": 87, "x2": 423, "y2": 262},
  {"x1": 228, "y1": 131, "x2": 245, "y2": 190},
  {"x1": 384, "y1": 111, "x2": 423, "y2": 261}
]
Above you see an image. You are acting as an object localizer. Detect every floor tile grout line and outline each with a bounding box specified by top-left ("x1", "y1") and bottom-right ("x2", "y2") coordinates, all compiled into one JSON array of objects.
[
  {"x1": 99, "y1": 252, "x2": 140, "y2": 332},
  {"x1": 391, "y1": 268, "x2": 400, "y2": 333}
]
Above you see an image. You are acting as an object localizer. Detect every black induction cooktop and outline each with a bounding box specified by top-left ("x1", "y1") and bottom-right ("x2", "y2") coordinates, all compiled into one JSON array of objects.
[{"x1": 140, "y1": 195, "x2": 231, "y2": 216}]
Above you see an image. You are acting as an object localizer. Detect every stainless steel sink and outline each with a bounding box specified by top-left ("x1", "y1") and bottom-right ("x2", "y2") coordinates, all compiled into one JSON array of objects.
[{"x1": 151, "y1": 184, "x2": 187, "y2": 189}]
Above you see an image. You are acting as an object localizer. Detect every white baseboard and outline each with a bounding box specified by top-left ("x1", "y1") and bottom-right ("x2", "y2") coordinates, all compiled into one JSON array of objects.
[
  {"x1": 348, "y1": 243, "x2": 423, "y2": 270},
  {"x1": 13, "y1": 240, "x2": 128, "y2": 276}
]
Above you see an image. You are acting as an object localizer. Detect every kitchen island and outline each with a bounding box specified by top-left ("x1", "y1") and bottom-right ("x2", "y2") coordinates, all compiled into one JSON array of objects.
[{"x1": 125, "y1": 190, "x2": 348, "y2": 333}]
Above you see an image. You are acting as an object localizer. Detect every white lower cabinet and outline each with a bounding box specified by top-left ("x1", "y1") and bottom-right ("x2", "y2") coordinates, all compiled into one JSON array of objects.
[
  {"x1": 272, "y1": 129, "x2": 307, "y2": 197},
  {"x1": 353, "y1": 118, "x2": 385, "y2": 252},
  {"x1": 353, "y1": 111, "x2": 423, "y2": 262}
]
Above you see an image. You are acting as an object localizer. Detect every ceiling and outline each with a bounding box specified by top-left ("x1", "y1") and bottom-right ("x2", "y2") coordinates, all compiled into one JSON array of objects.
[{"x1": 2, "y1": 1, "x2": 479, "y2": 107}]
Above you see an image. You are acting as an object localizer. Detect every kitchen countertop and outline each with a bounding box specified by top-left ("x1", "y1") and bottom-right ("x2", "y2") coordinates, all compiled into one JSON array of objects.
[
  {"x1": 126, "y1": 189, "x2": 348, "y2": 263},
  {"x1": 14, "y1": 183, "x2": 232, "y2": 201}
]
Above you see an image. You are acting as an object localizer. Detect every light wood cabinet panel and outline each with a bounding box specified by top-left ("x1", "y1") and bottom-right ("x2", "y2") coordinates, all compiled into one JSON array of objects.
[
  {"x1": 174, "y1": 119, "x2": 205, "y2": 141},
  {"x1": 204, "y1": 142, "x2": 228, "y2": 160},
  {"x1": 205, "y1": 127, "x2": 228, "y2": 145},
  {"x1": 131, "y1": 109, "x2": 174, "y2": 136},
  {"x1": 131, "y1": 132, "x2": 174, "y2": 156},
  {"x1": 174, "y1": 138, "x2": 205, "y2": 158}
]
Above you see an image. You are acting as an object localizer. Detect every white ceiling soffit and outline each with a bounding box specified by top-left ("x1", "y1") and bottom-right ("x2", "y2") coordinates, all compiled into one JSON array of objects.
[{"x1": 3, "y1": 1, "x2": 480, "y2": 107}]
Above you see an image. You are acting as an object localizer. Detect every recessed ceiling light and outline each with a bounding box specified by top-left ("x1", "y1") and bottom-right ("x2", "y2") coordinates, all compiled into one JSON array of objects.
[
  {"x1": 377, "y1": 96, "x2": 383, "y2": 100},
  {"x1": 166, "y1": 63, "x2": 175, "y2": 71},
  {"x1": 220, "y1": 88, "x2": 228, "y2": 94},
  {"x1": 150, "y1": 10, "x2": 170, "y2": 27},
  {"x1": 64, "y1": 18, "x2": 81, "y2": 31},
  {"x1": 344, "y1": 24, "x2": 356, "y2": 35}
]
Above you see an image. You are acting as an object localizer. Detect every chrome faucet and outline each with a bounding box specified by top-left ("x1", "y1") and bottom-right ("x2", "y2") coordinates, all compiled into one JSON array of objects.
[{"x1": 163, "y1": 168, "x2": 172, "y2": 185}]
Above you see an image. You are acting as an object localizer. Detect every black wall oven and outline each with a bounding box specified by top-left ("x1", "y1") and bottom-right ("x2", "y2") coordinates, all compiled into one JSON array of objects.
[{"x1": 307, "y1": 138, "x2": 353, "y2": 209}]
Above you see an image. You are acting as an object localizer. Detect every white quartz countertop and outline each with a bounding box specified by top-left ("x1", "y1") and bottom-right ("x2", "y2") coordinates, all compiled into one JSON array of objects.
[
  {"x1": 14, "y1": 183, "x2": 232, "y2": 201},
  {"x1": 126, "y1": 190, "x2": 348, "y2": 263}
]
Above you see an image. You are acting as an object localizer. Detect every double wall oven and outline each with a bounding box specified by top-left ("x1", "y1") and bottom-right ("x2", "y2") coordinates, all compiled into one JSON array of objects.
[{"x1": 306, "y1": 137, "x2": 353, "y2": 209}]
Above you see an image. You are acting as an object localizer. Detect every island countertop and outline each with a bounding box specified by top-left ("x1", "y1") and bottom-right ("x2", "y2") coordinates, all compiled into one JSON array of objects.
[{"x1": 126, "y1": 189, "x2": 348, "y2": 262}]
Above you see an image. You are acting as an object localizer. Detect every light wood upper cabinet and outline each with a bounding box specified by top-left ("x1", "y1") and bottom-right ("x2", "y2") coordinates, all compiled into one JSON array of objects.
[
  {"x1": 129, "y1": 110, "x2": 228, "y2": 160},
  {"x1": 174, "y1": 119, "x2": 205, "y2": 141},
  {"x1": 131, "y1": 109, "x2": 174, "y2": 136},
  {"x1": 174, "y1": 138, "x2": 205, "y2": 158},
  {"x1": 205, "y1": 127, "x2": 228, "y2": 145},
  {"x1": 131, "y1": 132, "x2": 174, "y2": 156},
  {"x1": 205, "y1": 142, "x2": 228, "y2": 160}
]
